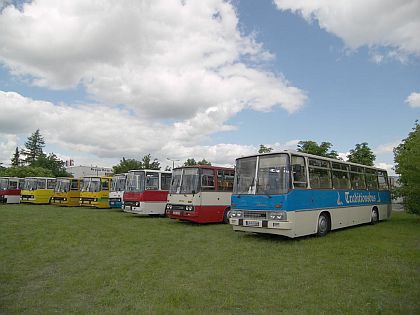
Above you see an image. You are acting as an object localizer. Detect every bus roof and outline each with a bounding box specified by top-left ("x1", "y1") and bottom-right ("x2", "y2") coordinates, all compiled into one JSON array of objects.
[
  {"x1": 127, "y1": 169, "x2": 172, "y2": 174},
  {"x1": 237, "y1": 150, "x2": 387, "y2": 172},
  {"x1": 173, "y1": 165, "x2": 234, "y2": 171}
]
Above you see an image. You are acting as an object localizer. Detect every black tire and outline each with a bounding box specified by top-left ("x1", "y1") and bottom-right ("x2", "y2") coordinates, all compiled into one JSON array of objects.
[
  {"x1": 370, "y1": 208, "x2": 379, "y2": 225},
  {"x1": 223, "y1": 208, "x2": 231, "y2": 224},
  {"x1": 316, "y1": 213, "x2": 330, "y2": 237}
]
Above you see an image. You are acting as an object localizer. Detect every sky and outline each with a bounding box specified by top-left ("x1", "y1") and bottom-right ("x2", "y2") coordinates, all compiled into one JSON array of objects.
[{"x1": 0, "y1": 0, "x2": 419, "y2": 174}]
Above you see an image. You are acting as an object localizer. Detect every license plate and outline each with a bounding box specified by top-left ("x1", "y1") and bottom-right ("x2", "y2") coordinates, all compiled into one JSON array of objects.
[
  {"x1": 125, "y1": 206, "x2": 131, "y2": 210},
  {"x1": 172, "y1": 211, "x2": 180, "y2": 215},
  {"x1": 245, "y1": 220, "x2": 260, "y2": 227}
]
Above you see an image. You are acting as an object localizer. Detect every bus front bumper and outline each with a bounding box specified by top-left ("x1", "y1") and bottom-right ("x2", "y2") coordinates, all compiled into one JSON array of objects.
[{"x1": 229, "y1": 218, "x2": 292, "y2": 230}]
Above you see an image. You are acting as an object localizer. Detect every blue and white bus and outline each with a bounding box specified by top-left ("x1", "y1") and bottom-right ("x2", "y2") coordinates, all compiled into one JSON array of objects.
[{"x1": 229, "y1": 150, "x2": 391, "y2": 238}]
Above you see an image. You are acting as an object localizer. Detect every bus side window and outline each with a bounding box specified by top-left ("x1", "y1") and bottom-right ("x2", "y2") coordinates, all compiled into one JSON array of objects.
[
  {"x1": 161, "y1": 173, "x2": 172, "y2": 190},
  {"x1": 308, "y1": 158, "x2": 332, "y2": 189},
  {"x1": 201, "y1": 169, "x2": 215, "y2": 191},
  {"x1": 291, "y1": 155, "x2": 307, "y2": 188},
  {"x1": 71, "y1": 179, "x2": 79, "y2": 190},
  {"x1": 9, "y1": 180, "x2": 18, "y2": 190},
  {"x1": 217, "y1": 170, "x2": 234, "y2": 192},
  {"x1": 47, "y1": 179, "x2": 56, "y2": 189},
  {"x1": 378, "y1": 171, "x2": 389, "y2": 190},
  {"x1": 365, "y1": 168, "x2": 379, "y2": 190},
  {"x1": 101, "y1": 179, "x2": 109, "y2": 191}
]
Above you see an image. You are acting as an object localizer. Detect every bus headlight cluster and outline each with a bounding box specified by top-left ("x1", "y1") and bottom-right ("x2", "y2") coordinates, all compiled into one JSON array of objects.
[
  {"x1": 230, "y1": 210, "x2": 243, "y2": 218},
  {"x1": 135, "y1": 202, "x2": 140, "y2": 207},
  {"x1": 185, "y1": 205, "x2": 194, "y2": 211},
  {"x1": 166, "y1": 204, "x2": 173, "y2": 210},
  {"x1": 269, "y1": 211, "x2": 287, "y2": 221}
]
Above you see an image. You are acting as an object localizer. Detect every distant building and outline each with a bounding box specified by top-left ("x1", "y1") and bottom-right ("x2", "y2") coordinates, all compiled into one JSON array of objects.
[{"x1": 66, "y1": 165, "x2": 113, "y2": 178}]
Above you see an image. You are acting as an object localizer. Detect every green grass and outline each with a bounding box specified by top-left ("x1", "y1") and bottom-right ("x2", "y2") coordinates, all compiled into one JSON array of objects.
[{"x1": 1, "y1": 205, "x2": 419, "y2": 314}]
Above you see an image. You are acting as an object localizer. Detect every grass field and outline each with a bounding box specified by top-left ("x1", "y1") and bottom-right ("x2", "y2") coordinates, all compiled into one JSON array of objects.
[{"x1": 1, "y1": 205, "x2": 419, "y2": 314}]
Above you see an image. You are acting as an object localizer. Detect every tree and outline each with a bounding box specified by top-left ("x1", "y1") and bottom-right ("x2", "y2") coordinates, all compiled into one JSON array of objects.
[
  {"x1": 0, "y1": 166, "x2": 54, "y2": 178},
  {"x1": 21, "y1": 129, "x2": 45, "y2": 165},
  {"x1": 394, "y1": 121, "x2": 420, "y2": 214},
  {"x1": 297, "y1": 141, "x2": 339, "y2": 159},
  {"x1": 11, "y1": 147, "x2": 21, "y2": 166},
  {"x1": 347, "y1": 142, "x2": 375, "y2": 166},
  {"x1": 184, "y1": 158, "x2": 212, "y2": 166},
  {"x1": 113, "y1": 157, "x2": 143, "y2": 174},
  {"x1": 112, "y1": 154, "x2": 161, "y2": 174},
  {"x1": 141, "y1": 154, "x2": 161, "y2": 170},
  {"x1": 32, "y1": 153, "x2": 70, "y2": 177},
  {"x1": 258, "y1": 144, "x2": 273, "y2": 154}
]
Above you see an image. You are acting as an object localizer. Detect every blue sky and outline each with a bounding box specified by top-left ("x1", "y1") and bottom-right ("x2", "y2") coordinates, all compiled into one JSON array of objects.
[{"x1": 0, "y1": 0, "x2": 419, "y2": 173}]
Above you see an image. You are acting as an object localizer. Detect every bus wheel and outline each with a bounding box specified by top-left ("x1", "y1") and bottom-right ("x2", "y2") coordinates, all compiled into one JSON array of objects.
[
  {"x1": 316, "y1": 213, "x2": 330, "y2": 237},
  {"x1": 370, "y1": 208, "x2": 379, "y2": 225},
  {"x1": 223, "y1": 208, "x2": 231, "y2": 224}
]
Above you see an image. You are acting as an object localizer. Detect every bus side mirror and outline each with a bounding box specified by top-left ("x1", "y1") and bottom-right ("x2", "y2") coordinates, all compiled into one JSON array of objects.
[{"x1": 192, "y1": 190, "x2": 196, "y2": 195}]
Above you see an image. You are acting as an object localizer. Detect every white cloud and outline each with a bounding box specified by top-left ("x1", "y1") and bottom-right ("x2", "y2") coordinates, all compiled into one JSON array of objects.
[
  {"x1": 375, "y1": 162, "x2": 395, "y2": 176},
  {"x1": 274, "y1": 0, "x2": 420, "y2": 60},
  {"x1": 0, "y1": 0, "x2": 306, "y2": 122},
  {"x1": 0, "y1": 134, "x2": 18, "y2": 166},
  {"x1": 405, "y1": 91, "x2": 420, "y2": 108},
  {"x1": 0, "y1": 91, "x2": 262, "y2": 167},
  {"x1": 374, "y1": 141, "x2": 400, "y2": 154}
]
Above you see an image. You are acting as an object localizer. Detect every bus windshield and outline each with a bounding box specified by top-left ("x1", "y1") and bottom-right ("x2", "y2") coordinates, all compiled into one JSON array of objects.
[
  {"x1": 169, "y1": 168, "x2": 200, "y2": 194},
  {"x1": 126, "y1": 171, "x2": 145, "y2": 192},
  {"x1": 81, "y1": 178, "x2": 101, "y2": 192},
  {"x1": 257, "y1": 154, "x2": 289, "y2": 195},
  {"x1": 111, "y1": 175, "x2": 126, "y2": 192},
  {"x1": 234, "y1": 154, "x2": 290, "y2": 195},
  {"x1": 55, "y1": 179, "x2": 71, "y2": 192},
  {"x1": 24, "y1": 178, "x2": 37, "y2": 190},
  {"x1": 0, "y1": 178, "x2": 8, "y2": 190}
]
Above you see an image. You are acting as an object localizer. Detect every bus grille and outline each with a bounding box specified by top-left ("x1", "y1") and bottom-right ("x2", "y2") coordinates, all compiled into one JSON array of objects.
[
  {"x1": 171, "y1": 205, "x2": 186, "y2": 211},
  {"x1": 243, "y1": 210, "x2": 268, "y2": 220}
]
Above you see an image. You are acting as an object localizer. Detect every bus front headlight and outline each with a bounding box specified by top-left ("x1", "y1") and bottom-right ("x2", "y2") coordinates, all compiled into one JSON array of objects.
[
  {"x1": 230, "y1": 210, "x2": 242, "y2": 218},
  {"x1": 270, "y1": 211, "x2": 287, "y2": 221}
]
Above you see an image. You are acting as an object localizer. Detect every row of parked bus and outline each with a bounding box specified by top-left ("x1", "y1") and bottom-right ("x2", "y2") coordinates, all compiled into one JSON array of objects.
[{"x1": 0, "y1": 150, "x2": 392, "y2": 238}]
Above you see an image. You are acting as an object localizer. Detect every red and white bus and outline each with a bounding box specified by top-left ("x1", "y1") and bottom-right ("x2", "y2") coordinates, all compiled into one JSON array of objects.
[
  {"x1": 123, "y1": 169, "x2": 172, "y2": 216},
  {"x1": 0, "y1": 177, "x2": 23, "y2": 204},
  {"x1": 166, "y1": 166, "x2": 234, "y2": 223}
]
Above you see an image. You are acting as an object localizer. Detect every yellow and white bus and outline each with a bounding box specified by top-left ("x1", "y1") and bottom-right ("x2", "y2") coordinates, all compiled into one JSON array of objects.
[
  {"x1": 20, "y1": 177, "x2": 56, "y2": 204},
  {"x1": 80, "y1": 176, "x2": 112, "y2": 209},
  {"x1": 51, "y1": 178, "x2": 81, "y2": 207},
  {"x1": 229, "y1": 150, "x2": 391, "y2": 238}
]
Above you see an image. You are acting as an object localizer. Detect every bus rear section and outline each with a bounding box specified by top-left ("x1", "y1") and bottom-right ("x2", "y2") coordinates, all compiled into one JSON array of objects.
[
  {"x1": 80, "y1": 176, "x2": 112, "y2": 209},
  {"x1": 20, "y1": 177, "x2": 56, "y2": 204},
  {"x1": 0, "y1": 177, "x2": 22, "y2": 204},
  {"x1": 109, "y1": 173, "x2": 127, "y2": 209},
  {"x1": 166, "y1": 166, "x2": 234, "y2": 223},
  {"x1": 229, "y1": 151, "x2": 391, "y2": 238},
  {"x1": 123, "y1": 170, "x2": 171, "y2": 215},
  {"x1": 51, "y1": 178, "x2": 81, "y2": 207}
]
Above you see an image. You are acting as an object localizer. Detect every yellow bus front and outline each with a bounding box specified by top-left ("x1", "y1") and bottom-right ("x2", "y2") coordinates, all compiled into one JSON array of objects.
[
  {"x1": 80, "y1": 176, "x2": 111, "y2": 209},
  {"x1": 21, "y1": 177, "x2": 56, "y2": 204},
  {"x1": 51, "y1": 178, "x2": 81, "y2": 207}
]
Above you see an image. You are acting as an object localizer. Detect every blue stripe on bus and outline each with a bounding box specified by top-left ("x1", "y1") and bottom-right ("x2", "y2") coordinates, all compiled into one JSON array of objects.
[{"x1": 231, "y1": 190, "x2": 391, "y2": 212}]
